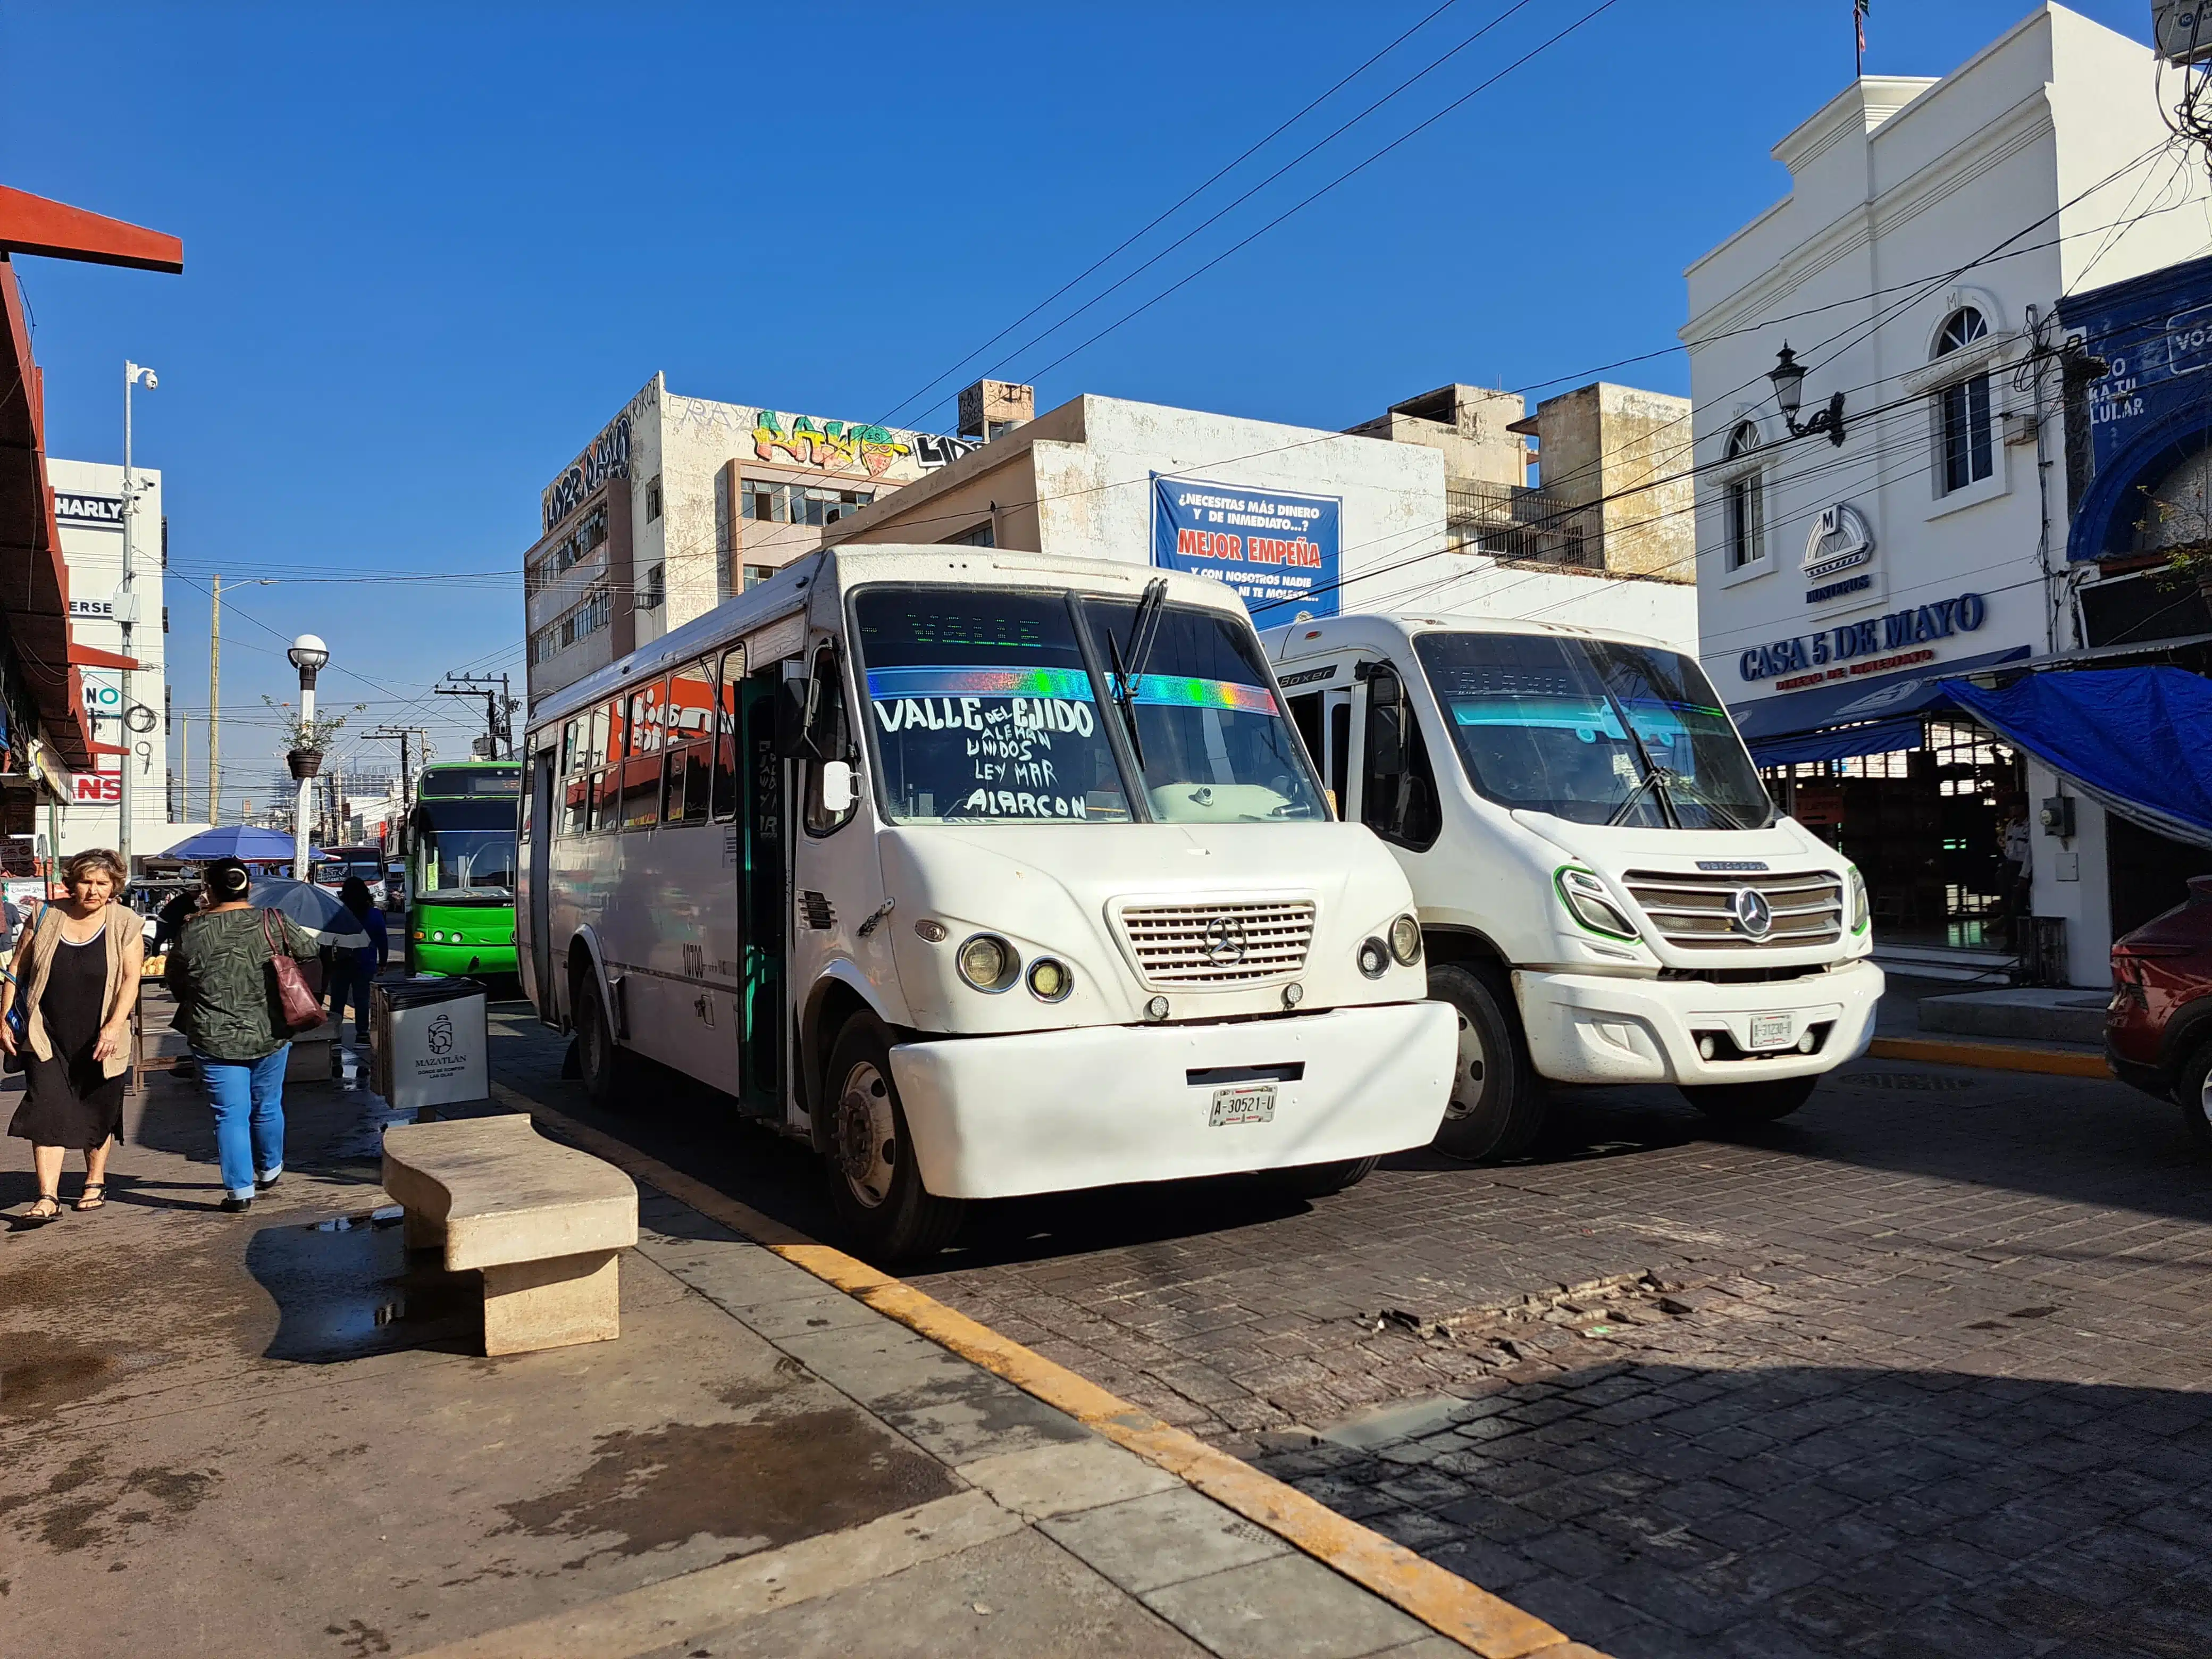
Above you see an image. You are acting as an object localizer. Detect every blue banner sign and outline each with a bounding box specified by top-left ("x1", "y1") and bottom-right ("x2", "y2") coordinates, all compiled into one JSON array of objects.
[
  {"x1": 1740, "y1": 591, "x2": 1987, "y2": 682},
  {"x1": 1152, "y1": 475, "x2": 1340, "y2": 624}
]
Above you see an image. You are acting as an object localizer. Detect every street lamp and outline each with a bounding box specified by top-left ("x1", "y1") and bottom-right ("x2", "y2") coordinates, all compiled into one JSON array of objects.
[
  {"x1": 118, "y1": 361, "x2": 158, "y2": 872},
  {"x1": 1767, "y1": 343, "x2": 1847, "y2": 446},
  {"x1": 286, "y1": 633, "x2": 330, "y2": 879}
]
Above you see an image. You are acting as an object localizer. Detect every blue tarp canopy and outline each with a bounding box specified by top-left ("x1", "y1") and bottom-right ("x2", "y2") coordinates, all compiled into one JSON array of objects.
[
  {"x1": 1729, "y1": 645, "x2": 2032, "y2": 743},
  {"x1": 1748, "y1": 717, "x2": 1924, "y2": 769},
  {"x1": 159, "y1": 826, "x2": 321, "y2": 862},
  {"x1": 1939, "y1": 667, "x2": 2212, "y2": 850}
]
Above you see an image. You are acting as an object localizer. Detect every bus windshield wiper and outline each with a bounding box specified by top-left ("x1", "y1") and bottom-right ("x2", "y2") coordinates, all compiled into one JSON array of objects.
[
  {"x1": 1109, "y1": 579, "x2": 1168, "y2": 770},
  {"x1": 1606, "y1": 765, "x2": 1675, "y2": 826},
  {"x1": 1663, "y1": 769, "x2": 1761, "y2": 831}
]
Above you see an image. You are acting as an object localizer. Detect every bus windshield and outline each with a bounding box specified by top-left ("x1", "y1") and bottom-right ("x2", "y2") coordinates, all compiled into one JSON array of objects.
[
  {"x1": 413, "y1": 797, "x2": 518, "y2": 901},
  {"x1": 1412, "y1": 631, "x2": 1771, "y2": 830}
]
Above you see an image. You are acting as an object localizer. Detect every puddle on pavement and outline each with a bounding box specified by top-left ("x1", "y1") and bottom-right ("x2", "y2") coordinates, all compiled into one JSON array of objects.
[
  {"x1": 247, "y1": 1210, "x2": 479, "y2": 1363},
  {"x1": 325, "y1": 1092, "x2": 420, "y2": 1165},
  {"x1": 498, "y1": 1409, "x2": 958, "y2": 1562}
]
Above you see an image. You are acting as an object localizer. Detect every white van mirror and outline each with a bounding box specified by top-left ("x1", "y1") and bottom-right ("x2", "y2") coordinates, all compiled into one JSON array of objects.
[{"x1": 819, "y1": 760, "x2": 856, "y2": 815}]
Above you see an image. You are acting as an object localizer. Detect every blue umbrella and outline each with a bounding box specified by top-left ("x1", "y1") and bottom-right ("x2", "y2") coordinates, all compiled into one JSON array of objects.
[{"x1": 160, "y1": 826, "x2": 323, "y2": 862}]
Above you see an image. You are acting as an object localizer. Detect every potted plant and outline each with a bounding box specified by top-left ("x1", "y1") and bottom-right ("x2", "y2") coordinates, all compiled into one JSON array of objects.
[{"x1": 265, "y1": 698, "x2": 363, "y2": 780}]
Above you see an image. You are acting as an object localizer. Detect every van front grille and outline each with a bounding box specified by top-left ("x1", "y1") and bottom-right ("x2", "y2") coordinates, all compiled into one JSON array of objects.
[
  {"x1": 1117, "y1": 899, "x2": 1315, "y2": 986},
  {"x1": 1622, "y1": 869, "x2": 1844, "y2": 951}
]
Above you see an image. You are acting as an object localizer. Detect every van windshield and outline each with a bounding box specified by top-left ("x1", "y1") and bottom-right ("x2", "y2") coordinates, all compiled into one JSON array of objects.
[
  {"x1": 854, "y1": 588, "x2": 1133, "y2": 823},
  {"x1": 1412, "y1": 631, "x2": 1771, "y2": 830}
]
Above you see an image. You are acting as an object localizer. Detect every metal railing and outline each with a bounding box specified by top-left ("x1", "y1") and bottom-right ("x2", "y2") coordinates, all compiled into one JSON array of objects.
[{"x1": 1444, "y1": 479, "x2": 1599, "y2": 569}]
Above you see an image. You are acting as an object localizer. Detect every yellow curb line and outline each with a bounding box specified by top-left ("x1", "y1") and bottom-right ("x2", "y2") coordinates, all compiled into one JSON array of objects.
[
  {"x1": 488, "y1": 1084, "x2": 1605, "y2": 1659},
  {"x1": 1866, "y1": 1036, "x2": 2111, "y2": 1078}
]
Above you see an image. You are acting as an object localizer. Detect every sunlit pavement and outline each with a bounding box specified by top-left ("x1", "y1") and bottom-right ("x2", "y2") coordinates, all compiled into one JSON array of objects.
[{"x1": 486, "y1": 1002, "x2": 2212, "y2": 1659}]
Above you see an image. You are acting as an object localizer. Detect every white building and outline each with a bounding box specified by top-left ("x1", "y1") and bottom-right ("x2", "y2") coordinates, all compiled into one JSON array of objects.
[
  {"x1": 1683, "y1": 4, "x2": 2210, "y2": 984},
  {"x1": 524, "y1": 374, "x2": 981, "y2": 709},
  {"x1": 47, "y1": 456, "x2": 181, "y2": 861},
  {"x1": 826, "y1": 392, "x2": 1700, "y2": 648}
]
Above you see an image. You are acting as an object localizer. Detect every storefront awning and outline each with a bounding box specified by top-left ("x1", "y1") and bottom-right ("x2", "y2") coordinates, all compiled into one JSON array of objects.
[
  {"x1": 1729, "y1": 645, "x2": 2033, "y2": 744},
  {"x1": 1939, "y1": 667, "x2": 2212, "y2": 851},
  {"x1": 1749, "y1": 717, "x2": 1924, "y2": 768}
]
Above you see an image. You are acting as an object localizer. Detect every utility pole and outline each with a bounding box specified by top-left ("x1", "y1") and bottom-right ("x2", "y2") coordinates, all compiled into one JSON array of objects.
[
  {"x1": 434, "y1": 672, "x2": 515, "y2": 758},
  {"x1": 120, "y1": 361, "x2": 157, "y2": 869},
  {"x1": 361, "y1": 726, "x2": 427, "y2": 816},
  {"x1": 206, "y1": 574, "x2": 220, "y2": 822},
  {"x1": 177, "y1": 711, "x2": 188, "y2": 822}
]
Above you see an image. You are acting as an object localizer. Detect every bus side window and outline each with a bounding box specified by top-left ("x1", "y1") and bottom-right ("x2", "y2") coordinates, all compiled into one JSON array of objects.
[
  {"x1": 664, "y1": 658, "x2": 715, "y2": 824},
  {"x1": 711, "y1": 648, "x2": 744, "y2": 822},
  {"x1": 592, "y1": 699, "x2": 622, "y2": 833},
  {"x1": 1361, "y1": 664, "x2": 1442, "y2": 852},
  {"x1": 1328, "y1": 699, "x2": 1351, "y2": 812},
  {"x1": 560, "y1": 718, "x2": 589, "y2": 837},
  {"x1": 1287, "y1": 693, "x2": 1325, "y2": 797},
  {"x1": 622, "y1": 687, "x2": 664, "y2": 828},
  {"x1": 802, "y1": 643, "x2": 857, "y2": 837}
]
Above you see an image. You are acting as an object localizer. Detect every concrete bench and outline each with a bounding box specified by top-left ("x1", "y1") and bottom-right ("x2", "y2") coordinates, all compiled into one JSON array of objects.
[{"x1": 381, "y1": 1115, "x2": 638, "y2": 1356}]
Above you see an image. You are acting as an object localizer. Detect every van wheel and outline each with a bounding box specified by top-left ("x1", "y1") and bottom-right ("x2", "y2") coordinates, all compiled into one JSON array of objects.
[
  {"x1": 1264, "y1": 1155, "x2": 1379, "y2": 1199},
  {"x1": 573, "y1": 972, "x2": 640, "y2": 1111},
  {"x1": 1681, "y1": 1074, "x2": 1820, "y2": 1124},
  {"x1": 2176, "y1": 1039, "x2": 2212, "y2": 1152},
  {"x1": 1428, "y1": 963, "x2": 1546, "y2": 1162},
  {"x1": 824, "y1": 1016, "x2": 965, "y2": 1263}
]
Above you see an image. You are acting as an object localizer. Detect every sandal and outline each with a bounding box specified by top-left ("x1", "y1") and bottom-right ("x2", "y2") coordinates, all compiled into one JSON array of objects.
[
  {"x1": 25, "y1": 1193, "x2": 61, "y2": 1223},
  {"x1": 74, "y1": 1184, "x2": 106, "y2": 1211}
]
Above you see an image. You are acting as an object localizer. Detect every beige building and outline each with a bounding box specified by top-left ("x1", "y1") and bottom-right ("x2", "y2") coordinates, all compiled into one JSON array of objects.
[{"x1": 523, "y1": 374, "x2": 977, "y2": 708}]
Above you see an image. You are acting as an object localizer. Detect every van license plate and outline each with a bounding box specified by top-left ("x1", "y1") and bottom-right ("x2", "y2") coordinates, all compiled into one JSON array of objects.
[
  {"x1": 1209, "y1": 1084, "x2": 1276, "y2": 1126},
  {"x1": 1748, "y1": 1013, "x2": 1795, "y2": 1050}
]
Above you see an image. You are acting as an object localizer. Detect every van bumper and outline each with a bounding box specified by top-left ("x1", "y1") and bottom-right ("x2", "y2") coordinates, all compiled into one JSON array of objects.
[
  {"x1": 1514, "y1": 959, "x2": 1884, "y2": 1086},
  {"x1": 889, "y1": 1001, "x2": 1455, "y2": 1200}
]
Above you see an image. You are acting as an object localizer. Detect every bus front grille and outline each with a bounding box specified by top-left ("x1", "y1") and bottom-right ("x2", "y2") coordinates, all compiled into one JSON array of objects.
[
  {"x1": 1621, "y1": 869, "x2": 1844, "y2": 951},
  {"x1": 1117, "y1": 899, "x2": 1316, "y2": 986}
]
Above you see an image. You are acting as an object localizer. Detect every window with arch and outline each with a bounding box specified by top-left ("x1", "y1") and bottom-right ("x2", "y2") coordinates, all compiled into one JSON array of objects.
[
  {"x1": 1724, "y1": 421, "x2": 1765, "y2": 569},
  {"x1": 1934, "y1": 307, "x2": 1993, "y2": 495}
]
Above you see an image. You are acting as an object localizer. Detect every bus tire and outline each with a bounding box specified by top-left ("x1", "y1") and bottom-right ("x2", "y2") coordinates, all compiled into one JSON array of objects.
[
  {"x1": 1427, "y1": 963, "x2": 1546, "y2": 1163},
  {"x1": 823, "y1": 1016, "x2": 965, "y2": 1263},
  {"x1": 1680, "y1": 1074, "x2": 1820, "y2": 1124},
  {"x1": 1264, "y1": 1155, "x2": 1379, "y2": 1199},
  {"x1": 573, "y1": 971, "x2": 641, "y2": 1112}
]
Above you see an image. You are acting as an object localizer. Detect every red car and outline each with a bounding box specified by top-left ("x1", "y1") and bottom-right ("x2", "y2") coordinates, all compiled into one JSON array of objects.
[{"x1": 2108, "y1": 874, "x2": 2212, "y2": 1148}]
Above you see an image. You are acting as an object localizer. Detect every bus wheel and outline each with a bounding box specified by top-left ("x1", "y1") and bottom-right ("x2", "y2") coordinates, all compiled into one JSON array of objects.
[
  {"x1": 1427, "y1": 963, "x2": 1545, "y2": 1163},
  {"x1": 1680, "y1": 1074, "x2": 1820, "y2": 1124},
  {"x1": 1263, "y1": 1155, "x2": 1379, "y2": 1199},
  {"x1": 573, "y1": 972, "x2": 639, "y2": 1111},
  {"x1": 823, "y1": 1017, "x2": 965, "y2": 1263}
]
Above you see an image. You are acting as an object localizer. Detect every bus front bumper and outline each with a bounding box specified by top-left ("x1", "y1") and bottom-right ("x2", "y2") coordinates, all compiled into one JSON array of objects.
[
  {"x1": 889, "y1": 1001, "x2": 1455, "y2": 1200},
  {"x1": 412, "y1": 942, "x2": 518, "y2": 977}
]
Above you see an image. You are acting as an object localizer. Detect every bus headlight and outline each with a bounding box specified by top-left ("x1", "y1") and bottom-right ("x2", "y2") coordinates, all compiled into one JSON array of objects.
[
  {"x1": 1026, "y1": 958, "x2": 1073, "y2": 1002},
  {"x1": 1849, "y1": 866, "x2": 1870, "y2": 934},
  {"x1": 1357, "y1": 937, "x2": 1390, "y2": 979},
  {"x1": 957, "y1": 933, "x2": 1019, "y2": 992},
  {"x1": 1556, "y1": 867, "x2": 1638, "y2": 941},
  {"x1": 1388, "y1": 914, "x2": 1422, "y2": 966}
]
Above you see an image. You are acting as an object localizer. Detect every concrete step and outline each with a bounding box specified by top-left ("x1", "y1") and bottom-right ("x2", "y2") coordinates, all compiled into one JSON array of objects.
[
  {"x1": 1872, "y1": 941, "x2": 2016, "y2": 983},
  {"x1": 1918, "y1": 986, "x2": 2109, "y2": 1045}
]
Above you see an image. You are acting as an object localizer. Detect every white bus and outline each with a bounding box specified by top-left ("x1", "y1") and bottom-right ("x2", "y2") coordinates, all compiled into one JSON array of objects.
[
  {"x1": 1262, "y1": 610, "x2": 1882, "y2": 1161},
  {"x1": 520, "y1": 546, "x2": 1454, "y2": 1259}
]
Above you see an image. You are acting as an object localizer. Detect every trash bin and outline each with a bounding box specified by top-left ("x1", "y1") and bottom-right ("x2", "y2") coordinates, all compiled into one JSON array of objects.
[{"x1": 372, "y1": 976, "x2": 488, "y2": 1109}]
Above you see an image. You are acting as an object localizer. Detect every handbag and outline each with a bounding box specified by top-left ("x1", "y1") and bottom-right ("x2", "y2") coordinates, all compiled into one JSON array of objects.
[{"x1": 264, "y1": 910, "x2": 326, "y2": 1034}]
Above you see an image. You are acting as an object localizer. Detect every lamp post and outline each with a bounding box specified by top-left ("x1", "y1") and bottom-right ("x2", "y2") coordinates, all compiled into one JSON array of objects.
[
  {"x1": 119, "y1": 361, "x2": 158, "y2": 871},
  {"x1": 1767, "y1": 343, "x2": 1847, "y2": 446},
  {"x1": 286, "y1": 634, "x2": 329, "y2": 879}
]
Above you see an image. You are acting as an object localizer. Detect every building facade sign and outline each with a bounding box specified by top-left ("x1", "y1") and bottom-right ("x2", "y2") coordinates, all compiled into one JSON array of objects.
[
  {"x1": 1802, "y1": 501, "x2": 1879, "y2": 606},
  {"x1": 1151, "y1": 474, "x2": 1341, "y2": 624},
  {"x1": 541, "y1": 413, "x2": 633, "y2": 533},
  {"x1": 53, "y1": 491, "x2": 124, "y2": 529},
  {"x1": 1739, "y1": 591, "x2": 1988, "y2": 684}
]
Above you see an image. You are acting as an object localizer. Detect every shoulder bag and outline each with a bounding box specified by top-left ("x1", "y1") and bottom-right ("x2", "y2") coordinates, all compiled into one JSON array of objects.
[{"x1": 264, "y1": 910, "x2": 325, "y2": 1034}]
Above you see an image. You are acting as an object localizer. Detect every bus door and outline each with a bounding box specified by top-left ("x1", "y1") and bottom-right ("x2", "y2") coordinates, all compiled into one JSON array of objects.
[
  {"x1": 736, "y1": 667, "x2": 786, "y2": 1113},
  {"x1": 527, "y1": 743, "x2": 557, "y2": 1015}
]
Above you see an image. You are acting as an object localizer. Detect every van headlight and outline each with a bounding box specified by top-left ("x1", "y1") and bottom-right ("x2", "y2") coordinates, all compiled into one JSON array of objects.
[
  {"x1": 1848, "y1": 866, "x2": 1870, "y2": 935},
  {"x1": 1388, "y1": 914, "x2": 1422, "y2": 966},
  {"x1": 957, "y1": 933, "x2": 1020, "y2": 992},
  {"x1": 1026, "y1": 957, "x2": 1073, "y2": 1002},
  {"x1": 1356, "y1": 937, "x2": 1391, "y2": 979},
  {"x1": 1555, "y1": 867, "x2": 1638, "y2": 941}
]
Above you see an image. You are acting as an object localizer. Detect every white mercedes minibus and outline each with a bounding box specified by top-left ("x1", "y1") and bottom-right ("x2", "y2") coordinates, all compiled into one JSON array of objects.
[
  {"x1": 520, "y1": 547, "x2": 1453, "y2": 1258},
  {"x1": 1261, "y1": 610, "x2": 1882, "y2": 1161}
]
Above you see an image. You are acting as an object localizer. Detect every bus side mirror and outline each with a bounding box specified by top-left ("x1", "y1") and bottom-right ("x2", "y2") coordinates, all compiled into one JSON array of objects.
[
  {"x1": 774, "y1": 678, "x2": 819, "y2": 760},
  {"x1": 819, "y1": 760, "x2": 856, "y2": 815}
]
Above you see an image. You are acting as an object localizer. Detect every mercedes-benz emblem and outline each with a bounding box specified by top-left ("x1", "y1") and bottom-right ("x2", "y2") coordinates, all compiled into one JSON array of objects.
[
  {"x1": 1202, "y1": 917, "x2": 1249, "y2": 966},
  {"x1": 1730, "y1": 887, "x2": 1773, "y2": 939}
]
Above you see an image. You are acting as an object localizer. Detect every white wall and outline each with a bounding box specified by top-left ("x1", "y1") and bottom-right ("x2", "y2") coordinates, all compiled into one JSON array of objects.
[{"x1": 2023, "y1": 758, "x2": 2114, "y2": 986}]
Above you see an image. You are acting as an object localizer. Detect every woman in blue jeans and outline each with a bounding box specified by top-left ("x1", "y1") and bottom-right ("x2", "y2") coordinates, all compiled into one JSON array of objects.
[{"x1": 163, "y1": 857, "x2": 322, "y2": 1212}]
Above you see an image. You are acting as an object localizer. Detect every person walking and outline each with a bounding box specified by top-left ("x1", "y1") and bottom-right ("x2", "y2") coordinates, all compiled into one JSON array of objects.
[
  {"x1": 326, "y1": 876, "x2": 387, "y2": 1055},
  {"x1": 163, "y1": 856, "x2": 322, "y2": 1213},
  {"x1": 4, "y1": 850, "x2": 142, "y2": 1222}
]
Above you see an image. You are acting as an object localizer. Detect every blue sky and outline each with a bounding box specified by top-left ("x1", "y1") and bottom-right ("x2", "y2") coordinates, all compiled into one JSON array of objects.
[{"x1": 0, "y1": 1, "x2": 2163, "y2": 808}]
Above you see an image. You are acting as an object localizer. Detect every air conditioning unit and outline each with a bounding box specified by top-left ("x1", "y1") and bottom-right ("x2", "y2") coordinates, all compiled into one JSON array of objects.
[
  {"x1": 2003, "y1": 411, "x2": 2039, "y2": 447},
  {"x1": 2154, "y1": 1, "x2": 2212, "y2": 66}
]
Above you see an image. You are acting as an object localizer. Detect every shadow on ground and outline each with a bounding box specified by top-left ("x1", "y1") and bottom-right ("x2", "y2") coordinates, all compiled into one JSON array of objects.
[{"x1": 1251, "y1": 1360, "x2": 2212, "y2": 1659}]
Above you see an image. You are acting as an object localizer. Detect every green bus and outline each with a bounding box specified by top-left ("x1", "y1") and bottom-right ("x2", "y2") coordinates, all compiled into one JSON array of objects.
[{"x1": 405, "y1": 759, "x2": 521, "y2": 978}]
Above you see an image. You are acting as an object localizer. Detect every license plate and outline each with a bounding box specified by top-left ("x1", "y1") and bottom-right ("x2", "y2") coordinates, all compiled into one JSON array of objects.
[
  {"x1": 1747, "y1": 1012, "x2": 1795, "y2": 1050},
  {"x1": 1208, "y1": 1083, "x2": 1276, "y2": 1126}
]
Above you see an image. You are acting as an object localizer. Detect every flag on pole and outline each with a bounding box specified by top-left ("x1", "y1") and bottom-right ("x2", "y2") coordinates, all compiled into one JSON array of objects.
[{"x1": 1856, "y1": 0, "x2": 1870, "y2": 58}]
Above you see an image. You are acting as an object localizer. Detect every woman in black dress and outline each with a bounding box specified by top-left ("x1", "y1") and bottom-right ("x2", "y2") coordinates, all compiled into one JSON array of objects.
[{"x1": 5, "y1": 849, "x2": 143, "y2": 1221}]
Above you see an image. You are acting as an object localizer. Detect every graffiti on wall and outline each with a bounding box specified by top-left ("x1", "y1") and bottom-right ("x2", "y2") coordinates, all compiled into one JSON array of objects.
[
  {"x1": 542, "y1": 414, "x2": 633, "y2": 532},
  {"x1": 749, "y1": 410, "x2": 982, "y2": 478}
]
